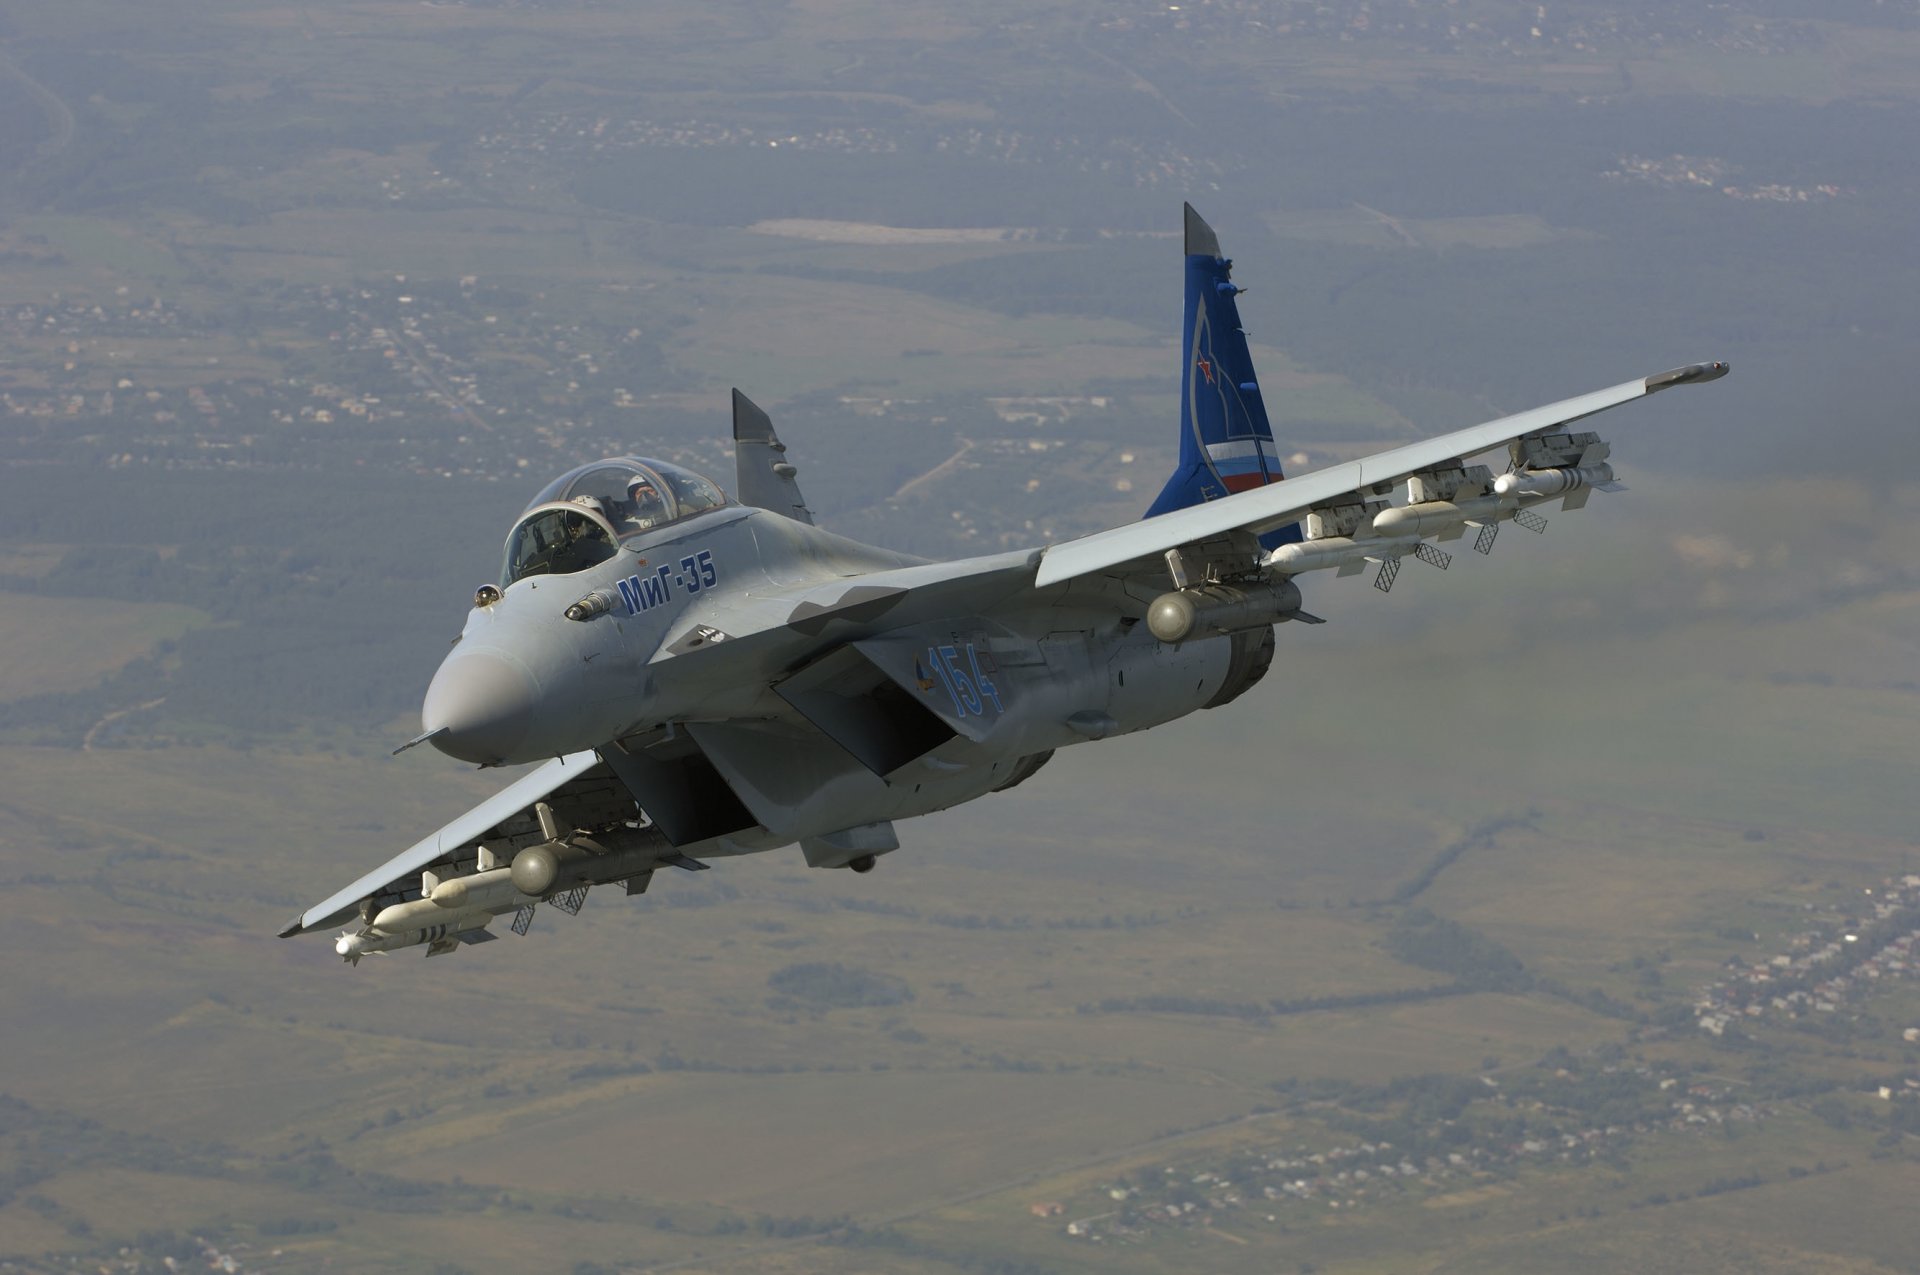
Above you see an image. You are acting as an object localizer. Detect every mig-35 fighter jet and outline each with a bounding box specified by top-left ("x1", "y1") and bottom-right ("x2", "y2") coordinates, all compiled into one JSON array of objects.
[{"x1": 282, "y1": 205, "x2": 1727, "y2": 963}]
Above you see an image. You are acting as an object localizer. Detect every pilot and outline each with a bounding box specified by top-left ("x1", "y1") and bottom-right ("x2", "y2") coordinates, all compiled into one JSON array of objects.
[
  {"x1": 549, "y1": 498, "x2": 613, "y2": 573},
  {"x1": 623, "y1": 474, "x2": 668, "y2": 533}
]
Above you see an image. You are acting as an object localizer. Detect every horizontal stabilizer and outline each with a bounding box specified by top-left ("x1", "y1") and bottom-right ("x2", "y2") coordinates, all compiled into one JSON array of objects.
[
  {"x1": 686, "y1": 718, "x2": 893, "y2": 840},
  {"x1": 598, "y1": 740, "x2": 757, "y2": 847},
  {"x1": 775, "y1": 643, "x2": 958, "y2": 775}
]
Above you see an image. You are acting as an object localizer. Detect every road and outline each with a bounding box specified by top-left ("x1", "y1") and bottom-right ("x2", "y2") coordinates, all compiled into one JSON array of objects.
[{"x1": 0, "y1": 45, "x2": 76, "y2": 161}]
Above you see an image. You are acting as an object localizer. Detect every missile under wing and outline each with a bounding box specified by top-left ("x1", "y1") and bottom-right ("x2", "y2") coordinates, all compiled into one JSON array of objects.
[{"x1": 283, "y1": 204, "x2": 1727, "y2": 963}]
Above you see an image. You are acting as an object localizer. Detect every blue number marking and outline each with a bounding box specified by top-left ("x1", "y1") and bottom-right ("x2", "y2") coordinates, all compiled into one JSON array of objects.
[
  {"x1": 966, "y1": 644, "x2": 1004, "y2": 713},
  {"x1": 938, "y1": 644, "x2": 985, "y2": 716},
  {"x1": 925, "y1": 645, "x2": 963, "y2": 717},
  {"x1": 923, "y1": 641, "x2": 1005, "y2": 719},
  {"x1": 615, "y1": 548, "x2": 723, "y2": 615}
]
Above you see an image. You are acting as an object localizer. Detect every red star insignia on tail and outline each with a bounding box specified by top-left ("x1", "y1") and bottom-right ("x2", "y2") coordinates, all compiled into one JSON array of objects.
[{"x1": 1195, "y1": 355, "x2": 1214, "y2": 385}]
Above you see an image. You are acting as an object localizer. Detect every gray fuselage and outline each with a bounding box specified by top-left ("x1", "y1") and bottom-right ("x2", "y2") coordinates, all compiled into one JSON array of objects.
[{"x1": 421, "y1": 500, "x2": 1270, "y2": 864}]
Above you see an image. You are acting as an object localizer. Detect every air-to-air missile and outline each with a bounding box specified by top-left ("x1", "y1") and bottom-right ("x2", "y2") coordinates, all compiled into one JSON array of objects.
[
  {"x1": 335, "y1": 911, "x2": 494, "y2": 962},
  {"x1": 1265, "y1": 534, "x2": 1423, "y2": 576},
  {"x1": 1491, "y1": 463, "x2": 1615, "y2": 500}
]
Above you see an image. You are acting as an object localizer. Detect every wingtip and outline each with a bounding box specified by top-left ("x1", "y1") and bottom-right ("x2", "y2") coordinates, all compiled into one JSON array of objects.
[
  {"x1": 1183, "y1": 202, "x2": 1222, "y2": 259},
  {"x1": 1644, "y1": 361, "x2": 1730, "y2": 392},
  {"x1": 278, "y1": 916, "x2": 305, "y2": 939}
]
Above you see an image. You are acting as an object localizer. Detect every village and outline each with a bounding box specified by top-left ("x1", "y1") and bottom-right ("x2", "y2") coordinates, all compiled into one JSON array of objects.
[
  {"x1": 1694, "y1": 873, "x2": 1920, "y2": 1042},
  {"x1": 1603, "y1": 153, "x2": 1853, "y2": 203},
  {"x1": 0, "y1": 274, "x2": 683, "y2": 485},
  {"x1": 1036, "y1": 871, "x2": 1920, "y2": 1248},
  {"x1": 1036, "y1": 1056, "x2": 1768, "y2": 1245},
  {"x1": 1106, "y1": 0, "x2": 1828, "y2": 59},
  {"x1": 471, "y1": 109, "x2": 1221, "y2": 194}
]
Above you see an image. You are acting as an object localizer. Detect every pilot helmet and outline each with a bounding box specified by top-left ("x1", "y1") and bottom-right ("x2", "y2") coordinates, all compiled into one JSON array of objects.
[{"x1": 627, "y1": 474, "x2": 666, "y2": 511}]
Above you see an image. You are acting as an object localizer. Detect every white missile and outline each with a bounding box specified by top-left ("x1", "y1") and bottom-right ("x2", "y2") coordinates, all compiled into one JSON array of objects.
[
  {"x1": 337, "y1": 910, "x2": 492, "y2": 961},
  {"x1": 369, "y1": 895, "x2": 450, "y2": 935},
  {"x1": 1492, "y1": 463, "x2": 1613, "y2": 499},
  {"x1": 429, "y1": 866, "x2": 533, "y2": 913},
  {"x1": 370, "y1": 884, "x2": 523, "y2": 935},
  {"x1": 1266, "y1": 535, "x2": 1417, "y2": 576},
  {"x1": 1371, "y1": 495, "x2": 1510, "y2": 540}
]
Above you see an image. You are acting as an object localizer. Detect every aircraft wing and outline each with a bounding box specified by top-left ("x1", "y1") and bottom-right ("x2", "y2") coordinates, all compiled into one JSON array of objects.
[
  {"x1": 1033, "y1": 363, "x2": 1727, "y2": 589},
  {"x1": 280, "y1": 750, "x2": 620, "y2": 936}
]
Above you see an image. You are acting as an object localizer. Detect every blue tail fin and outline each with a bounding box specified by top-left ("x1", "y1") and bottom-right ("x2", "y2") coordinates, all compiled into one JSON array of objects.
[{"x1": 1143, "y1": 204, "x2": 1302, "y2": 549}]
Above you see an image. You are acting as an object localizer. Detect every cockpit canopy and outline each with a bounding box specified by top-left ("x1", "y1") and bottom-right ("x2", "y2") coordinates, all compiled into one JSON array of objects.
[{"x1": 501, "y1": 457, "x2": 729, "y2": 587}]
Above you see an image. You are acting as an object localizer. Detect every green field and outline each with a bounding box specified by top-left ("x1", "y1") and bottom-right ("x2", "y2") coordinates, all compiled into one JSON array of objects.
[
  {"x1": 3, "y1": 539, "x2": 1919, "y2": 1271},
  {"x1": 0, "y1": 593, "x2": 207, "y2": 703}
]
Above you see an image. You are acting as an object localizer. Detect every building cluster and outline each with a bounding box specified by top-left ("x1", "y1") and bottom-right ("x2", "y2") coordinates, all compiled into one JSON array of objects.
[
  {"x1": 472, "y1": 112, "x2": 1219, "y2": 190},
  {"x1": 4, "y1": 290, "x2": 190, "y2": 343},
  {"x1": 1603, "y1": 154, "x2": 1852, "y2": 202},
  {"x1": 0, "y1": 278, "x2": 679, "y2": 482},
  {"x1": 475, "y1": 114, "x2": 900, "y2": 159},
  {"x1": 1694, "y1": 875, "x2": 1920, "y2": 1038},
  {"x1": 1100, "y1": 0, "x2": 1826, "y2": 58},
  {"x1": 8, "y1": 1234, "x2": 284, "y2": 1274},
  {"x1": 1041, "y1": 1063, "x2": 1764, "y2": 1244}
]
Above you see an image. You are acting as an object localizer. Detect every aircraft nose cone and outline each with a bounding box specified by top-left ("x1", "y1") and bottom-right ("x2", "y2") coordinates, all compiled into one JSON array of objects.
[{"x1": 422, "y1": 652, "x2": 536, "y2": 764}]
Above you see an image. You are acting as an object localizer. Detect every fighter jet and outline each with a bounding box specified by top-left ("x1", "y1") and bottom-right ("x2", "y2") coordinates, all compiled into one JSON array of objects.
[{"x1": 282, "y1": 205, "x2": 1727, "y2": 963}]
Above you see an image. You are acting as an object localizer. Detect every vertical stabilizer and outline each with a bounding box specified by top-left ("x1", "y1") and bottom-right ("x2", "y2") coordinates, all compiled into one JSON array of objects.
[
  {"x1": 732, "y1": 389, "x2": 815, "y2": 525},
  {"x1": 1144, "y1": 204, "x2": 1302, "y2": 548}
]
